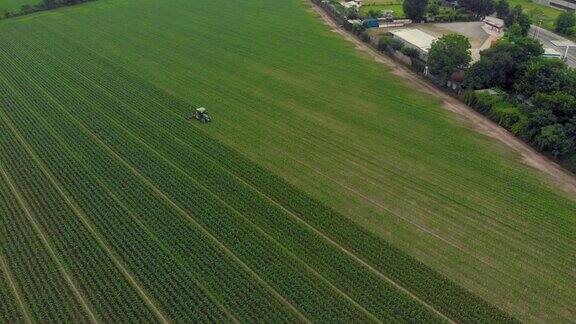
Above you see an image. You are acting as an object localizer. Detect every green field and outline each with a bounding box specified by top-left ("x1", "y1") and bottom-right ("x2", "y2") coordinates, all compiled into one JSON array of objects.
[
  {"x1": 0, "y1": 0, "x2": 575, "y2": 322},
  {"x1": 0, "y1": 0, "x2": 40, "y2": 13},
  {"x1": 361, "y1": 0, "x2": 404, "y2": 17},
  {"x1": 509, "y1": 0, "x2": 564, "y2": 30}
]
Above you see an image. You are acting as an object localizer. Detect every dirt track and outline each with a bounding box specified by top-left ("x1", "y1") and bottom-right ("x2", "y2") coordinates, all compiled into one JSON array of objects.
[{"x1": 309, "y1": 3, "x2": 576, "y2": 199}]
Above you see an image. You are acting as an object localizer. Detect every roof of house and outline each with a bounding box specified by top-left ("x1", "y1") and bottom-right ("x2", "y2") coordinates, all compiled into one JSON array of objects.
[
  {"x1": 341, "y1": 1, "x2": 360, "y2": 8},
  {"x1": 484, "y1": 17, "x2": 504, "y2": 28},
  {"x1": 390, "y1": 28, "x2": 437, "y2": 53}
]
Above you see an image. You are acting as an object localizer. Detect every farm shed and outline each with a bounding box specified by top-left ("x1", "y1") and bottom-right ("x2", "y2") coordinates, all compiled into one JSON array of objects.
[
  {"x1": 483, "y1": 17, "x2": 504, "y2": 33},
  {"x1": 390, "y1": 28, "x2": 437, "y2": 59}
]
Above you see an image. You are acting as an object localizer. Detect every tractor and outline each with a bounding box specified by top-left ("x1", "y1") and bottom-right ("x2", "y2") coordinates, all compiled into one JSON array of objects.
[{"x1": 189, "y1": 107, "x2": 212, "y2": 123}]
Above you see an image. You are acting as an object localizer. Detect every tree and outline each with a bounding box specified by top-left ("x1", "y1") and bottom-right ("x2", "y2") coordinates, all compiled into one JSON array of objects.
[
  {"x1": 516, "y1": 59, "x2": 575, "y2": 98},
  {"x1": 496, "y1": 0, "x2": 510, "y2": 19},
  {"x1": 344, "y1": 7, "x2": 359, "y2": 19},
  {"x1": 403, "y1": 0, "x2": 428, "y2": 21},
  {"x1": 428, "y1": 2, "x2": 440, "y2": 16},
  {"x1": 531, "y1": 92, "x2": 576, "y2": 123},
  {"x1": 522, "y1": 109, "x2": 558, "y2": 140},
  {"x1": 517, "y1": 12, "x2": 532, "y2": 36},
  {"x1": 366, "y1": 9, "x2": 381, "y2": 19},
  {"x1": 459, "y1": 0, "x2": 495, "y2": 17},
  {"x1": 428, "y1": 34, "x2": 471, "y2": 82},
  {"x1": 464, "y1": 37, "x2": 542, "y2": 90},
  {"x1": 506, "y1": 23, "x2": 524, "y2": 42},
  {"x1": 534, "y1": 124, "x2": 574, "y2": 157},
  {"x1": 476, "y1": 0, "x2": 495, "y2": 17},
  {"x1": 555, "y1": 10, "x2": 576, "y2": 36}
]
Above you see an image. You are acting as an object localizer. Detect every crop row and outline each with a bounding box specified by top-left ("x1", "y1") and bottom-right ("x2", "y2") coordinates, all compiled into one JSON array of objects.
[
  {"x1": 2, "y1": 18, "x2": 514, "y2": 323},
  {"x1": 0, "y1": 35, "x2": 382, "y2": 322},
  {"x1": 31, "y1": 30, "x2": 518, "y2": 322},
  {"x1": 14, "y1": 0, "x2": 575, "y2": 320},
  {"x1": 0, "y1": 56, "x2": 301, "y2": 322},
  {"x1": 26, "y1": 21, "x2": 522, "y2": 323},
  {"x1": 0, "y1": 23, "x2": 445, "y2": 322},
  {"x1": 0, "y1": 175, "x2": 92, "y2": 322}
]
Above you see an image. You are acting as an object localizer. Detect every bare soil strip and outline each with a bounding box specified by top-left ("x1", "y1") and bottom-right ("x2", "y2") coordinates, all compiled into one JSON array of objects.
[
  {"x1": 0, "y1": 249, "x2": 32, "y2": 323},
  {"x1": 309, "y1": 2, "x2": 576, "y2": 200}
]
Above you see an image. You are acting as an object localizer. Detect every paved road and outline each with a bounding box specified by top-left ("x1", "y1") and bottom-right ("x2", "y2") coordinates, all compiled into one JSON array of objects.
[{"x1": 531, "y1": 26, "x2": 576, "y2": 67}]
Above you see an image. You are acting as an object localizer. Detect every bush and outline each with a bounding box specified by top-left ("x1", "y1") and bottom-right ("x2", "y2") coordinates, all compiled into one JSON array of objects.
[
  {"x1": 400, "y1": 46, "x2": 420, "y2": 59},
  {"x1": 472, "y1": 91, "x2": 501, "y2": 114},
  {"x1": 555, "y1": 10, "x2": 576, "y2": 36},
  {"x1": 490, "y1": 101, "x2": 523, "y2": 129},
  {"x1": 378, "y1": 36, "x2": 392, "y2": 51},
  {"x1": 360, "y1": 31, "x2": 371, "y2": 43},
  {"x1": 389, "y1": 38, "x2": 404, "y2": 51},
  {"x1": 411, "y1": 59, "x2": 426, "y2": 73}
]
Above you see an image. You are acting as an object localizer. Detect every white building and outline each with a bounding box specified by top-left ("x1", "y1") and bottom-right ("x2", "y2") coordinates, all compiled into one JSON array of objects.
[
  {"x1": 341, "y1": 1, "x2": 360, "y2": 9},
  {"x1": 390, "y1": 28, "x2": 438, "y2": 59}
]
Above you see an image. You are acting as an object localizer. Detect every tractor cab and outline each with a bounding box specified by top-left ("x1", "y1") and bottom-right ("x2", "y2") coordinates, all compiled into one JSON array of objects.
[{"x1": 189, "y1": 107, "x2": 212, "y2": 123}]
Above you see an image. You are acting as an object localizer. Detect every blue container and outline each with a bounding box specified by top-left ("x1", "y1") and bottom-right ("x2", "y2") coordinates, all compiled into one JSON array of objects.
[{"x1": 364, "y1": 19, "x2": 379, "y2": 28}]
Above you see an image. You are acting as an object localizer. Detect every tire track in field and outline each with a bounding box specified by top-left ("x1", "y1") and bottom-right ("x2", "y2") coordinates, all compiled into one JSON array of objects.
[
  {"x1": 45, "y1": 47, "x2": 383, "y2": 322},
  {"x1": 308, "y1": 1, "x2": 576, "y2": 200},
  {"x1": 0, "y1": 41, "x2": 306, "y2": 323},
  {"x1": 21, "y1": 88, "x2": 239, "y2": 323},
  {"x1": 0, "y1": 101, "x2": 169, "y2": 324},
  {"x1": 0, "y1": 249, "x2": 32, "y2": 323},
  {"x1": 58, "y1": 48, "x2": 452, "y2": 320},
  {"x1": 86, "y1": 106, "x2": 382, "y2": 322},
  {"x1": 0, "y1": 160, "x2": 99, "y2": 324},
  {"x1": 51, "y1": 109, "x2": 312, "y2": 323},
  {"x1": 50, "y1": 42, "x2": 448, "y2": 320}
]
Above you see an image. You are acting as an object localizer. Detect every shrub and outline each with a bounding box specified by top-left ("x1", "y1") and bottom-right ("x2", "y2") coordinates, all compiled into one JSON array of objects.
[
  {"x1": 378, "y1": 36, "x2": 393, "y2": 51},
  {"x1": 411, "y1": 59, "x2": 426, "y2": 73},
  {"x1": 389, "y1": 38, "x2": 404, "y2": 51},
  {"x1": 490, "y1": 101, "x2": 523, "y2": 129},
  {"x1": 400, "y1": 46, "x2": 420, "y2": 59},
  {"x1": 360, "y1": 31, "x2": 371, "y2": 43}
]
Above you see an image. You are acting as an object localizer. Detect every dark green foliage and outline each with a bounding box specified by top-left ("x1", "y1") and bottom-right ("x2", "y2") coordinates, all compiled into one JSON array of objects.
[
  {"x1": 365, "y1": 8, "x2": 381, "y2": 18},
  {"x1": 535, "y1": 124, "x2": 574, "y2": 157},
  {"x1": 400, "y1": 46, "x2": 420, "y2": 59},
  {"x1": 505, "y1": 5, "x2": 531, "y2": 36},
  {"x1": 531, "y1": 92, "x2": 576, "y2": 123},
  {"x1": 515, "y1": 59, "x2": 576, "y2": 98},
  {"x1": 459, "y1": 0, "x2": 495, "y2": 17},
  {"x1": 389, "y1": 37, "x2": 405, "y2": 51},
  {"x1": 555, "y1": 10, "x2": 576, "y2": 36},
  {"x1": 378, "y1": 35, "x2": 393, "y2": 51},
  {"x1": 428, "y1": 34, "x2": 471, "y2": 82},
  {"x1": 360, "y1": 31, "x2": 371, "y2": 43},
  {"x1": 464, "y1": 37, "x2": 543, "y2": 90},
  {"x1": 428, "y1": 1, "x2": 440, "y2": 16},
  {"x1": 496, "y1": 0, "x2": 509, "y2": 19},
  {"x1": 403, "y1": 0, "x2": 428, "y2": 21}
]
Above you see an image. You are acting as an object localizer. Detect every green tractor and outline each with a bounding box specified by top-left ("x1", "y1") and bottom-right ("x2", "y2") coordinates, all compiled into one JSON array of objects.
[{"x1": 189, "y1": 107, "x2": 212, "y2": 123}]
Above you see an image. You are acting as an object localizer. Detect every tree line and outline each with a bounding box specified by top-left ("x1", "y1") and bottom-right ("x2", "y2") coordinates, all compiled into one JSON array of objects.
[
  {"x1": 2, "y1": 0, "x2": 94, "y2": 19},
  {"x1": 402, "y1": 0, "x2": 575, "y2": 36},
  {"x1": 424, "y1": 26, "x2": 576, "y2": 166}
]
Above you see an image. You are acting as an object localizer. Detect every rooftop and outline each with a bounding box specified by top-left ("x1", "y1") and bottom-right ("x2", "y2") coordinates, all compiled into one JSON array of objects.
[{"x1": 390, "y1": 28, "x2": 437, "y2": 52}]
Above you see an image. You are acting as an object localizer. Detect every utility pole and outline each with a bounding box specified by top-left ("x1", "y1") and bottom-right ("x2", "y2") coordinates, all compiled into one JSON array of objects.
[{"x1": 535, "y1": 20, "x2": 543, "y2": 38}]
